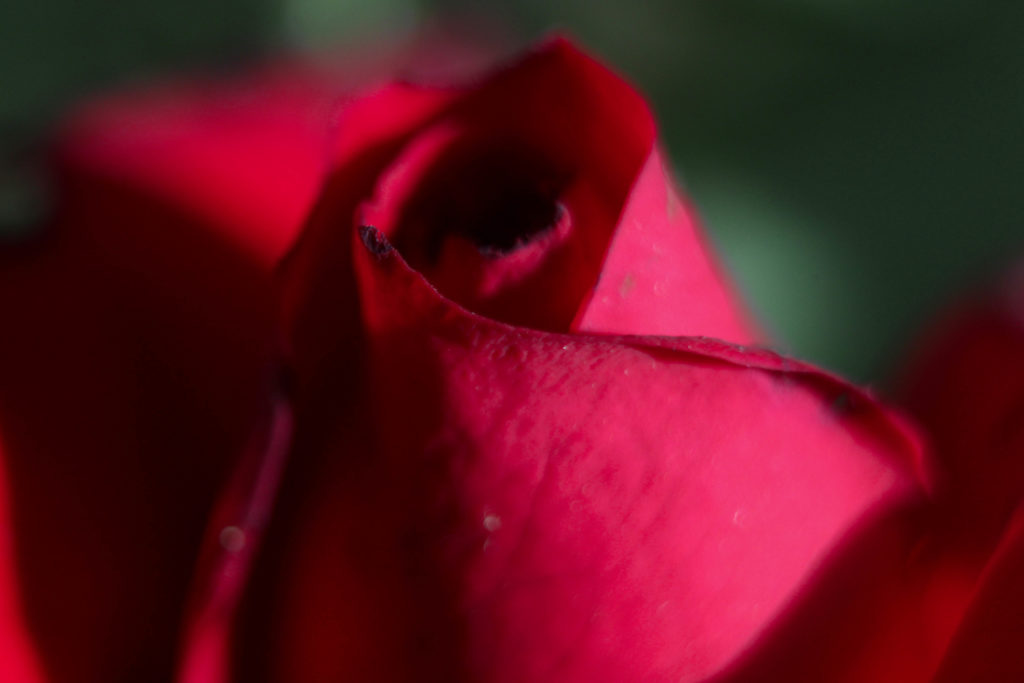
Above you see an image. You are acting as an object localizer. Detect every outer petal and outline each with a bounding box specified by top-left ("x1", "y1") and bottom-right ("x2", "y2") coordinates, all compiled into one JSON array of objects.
[
  {"x1": 227, "y1": 79, "x2": 462, "y2": 683},
  {"x1": 704, "y1": 502, "x2": 967, "y2": 683},
  {"x1": 900, "y1": 266, "x2": 1024, "y2": 556},
  {"x1": 932, "y1": 505, "x2": 1024, "y2": 682},
  {"x1": 0, "y1": 61, "x2": 341, "y2": 681},
  {"x1": 180, "y1": 56, "x2": 479, "y2": 683},
  {"x1": 244, "y1": 223, "x2": 925, "y2": 682},
  {"x1": 896, "y1": 264, "x2": 1024, "y2": 679},
  {"x1": 54, "y1": 62, "x2": 337, "y2": 266}
]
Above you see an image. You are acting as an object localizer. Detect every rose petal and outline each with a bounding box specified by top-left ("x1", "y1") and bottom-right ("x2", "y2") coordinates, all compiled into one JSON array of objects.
[
  {"x1": 895, "y1": 263, "x2": 1024, "y2": 679},
  {"x1": 574, "y1": 147, "x2": 754, "y2": 342},
  {"x1": 932, "y1": 505, "x2": 1024, "y2": 682},
  {"x1": 0, "y1": 438, "x2": 46, "y2": 683},
  {"x1": 0, "y1": 60, "x2": 341, "y2": 681},
  {"x1": 900, "y1": 271, "x2": 1024, "y2": 557},
  {"x1": 238, "y1": 220, "x2": 925, "y2": 681}
]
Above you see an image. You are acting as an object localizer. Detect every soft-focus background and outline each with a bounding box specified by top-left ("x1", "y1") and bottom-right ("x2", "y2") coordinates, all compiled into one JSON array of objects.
[{"x1": 3, "y1": 1, "x2": 1023, "y2": 383}]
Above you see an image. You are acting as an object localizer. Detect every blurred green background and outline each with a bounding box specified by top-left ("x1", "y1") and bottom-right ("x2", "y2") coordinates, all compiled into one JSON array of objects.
[{"x1": 3, "y1": 1, "x2": 1023, "y2": 384}]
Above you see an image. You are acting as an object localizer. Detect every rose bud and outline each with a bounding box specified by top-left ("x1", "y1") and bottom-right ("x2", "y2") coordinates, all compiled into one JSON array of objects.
[
  {"x1": 178, "y1": 38, "x2": 932, "y2": 682},
  {"x1": 897, "y1": 263, "x2": 1024, "y2": 679}
]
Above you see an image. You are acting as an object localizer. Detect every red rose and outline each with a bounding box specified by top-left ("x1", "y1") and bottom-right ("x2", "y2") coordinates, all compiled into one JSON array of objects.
[
  {"x1": 0, "y1": 37, "x2": 933, "y2": 683},
  {"x1": 172, "y1": 39, "x2": 928, "y2": 682},
  {"x1": 898, "y1": 263, "x2": 1024, "y2": 681}
]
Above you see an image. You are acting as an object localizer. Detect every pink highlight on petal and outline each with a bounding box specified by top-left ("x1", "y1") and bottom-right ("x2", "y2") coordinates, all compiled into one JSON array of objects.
[
  {"x1": 574, "y1": 148, "x2": 758, "y2": 344},
  {"x1": 0, "y1": 435, "x2": 46, "y2": 683}
]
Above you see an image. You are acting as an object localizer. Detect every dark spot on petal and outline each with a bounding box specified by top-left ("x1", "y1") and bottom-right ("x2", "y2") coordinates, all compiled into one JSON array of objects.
[
  {"x1": 273, "y1": 364, "x2": 295, "y2": 401},
  {"x1": 359, "y1": 224, "x2": 393, "y2": 258},
  {"x1": 392, "y1": 139, "x2": 571, "y2": 263}
]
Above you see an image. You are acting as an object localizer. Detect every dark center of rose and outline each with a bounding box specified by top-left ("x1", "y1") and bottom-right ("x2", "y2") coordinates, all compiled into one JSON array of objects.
[{"x1": 392, "y1": 141, "x2": 568, "y2": 265}]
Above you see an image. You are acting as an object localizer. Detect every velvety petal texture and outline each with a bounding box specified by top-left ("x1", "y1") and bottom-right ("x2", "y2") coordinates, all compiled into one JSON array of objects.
[{"x1": 220, "y1": 38, "x2": 930, "y2": 683}]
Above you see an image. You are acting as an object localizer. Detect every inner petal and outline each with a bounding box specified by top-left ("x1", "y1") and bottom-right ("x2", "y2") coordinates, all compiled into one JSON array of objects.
[
  {"x1": 390, "y1": 128, "x2": 570, "y2": 264},
  {"x1": 360, "y1": 121, "x2": 602, "y2": 331}
]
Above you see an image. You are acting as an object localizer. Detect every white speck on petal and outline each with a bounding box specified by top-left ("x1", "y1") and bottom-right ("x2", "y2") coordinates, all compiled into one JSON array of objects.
[
  {"x1": 732, "y1": 509, "x2": 748, "y2": 527},
  {"x1": 219, "y1": 525, "x2": 246, "y2": 552},
  {"x1": 483, "y1": 514, "x2": 502, "y2": 532}
]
